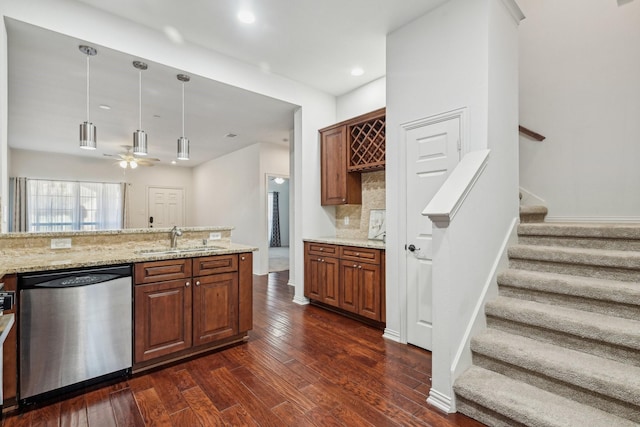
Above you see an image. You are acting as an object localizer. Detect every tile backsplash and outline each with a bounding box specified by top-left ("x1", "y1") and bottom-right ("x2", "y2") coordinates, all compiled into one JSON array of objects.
[{"x1": 336, "y1": 170, "x2": 385, "y2": 239}]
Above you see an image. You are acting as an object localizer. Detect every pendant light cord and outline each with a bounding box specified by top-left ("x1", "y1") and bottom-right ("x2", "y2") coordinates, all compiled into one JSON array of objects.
[
  {"x1": 182, "y1": 82, "x2": 184, "y2": 136},
  {"x1": 138, "y1": 70, "x2": 142, "y2": 130},
  {"x1": 86, "y1": 55, "x2": 90, "y2": 123}
]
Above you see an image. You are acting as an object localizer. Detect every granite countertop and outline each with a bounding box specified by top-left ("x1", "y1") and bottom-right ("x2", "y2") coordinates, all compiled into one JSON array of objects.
[
  {"x1": 0, "y1": 242, "x2": 257, "y2": 275},
  {"x1": 303, "y1": 236, "x2": 385, "y2": 250}
]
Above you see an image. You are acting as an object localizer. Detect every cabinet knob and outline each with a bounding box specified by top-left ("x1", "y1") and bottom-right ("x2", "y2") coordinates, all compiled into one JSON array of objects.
[
  {"x1": 318, "y1": 258, "x2": 322, "y2": 262},
  {"x1": 185, "y1": 281, "x2": 190, "y2": 287},
  {"x1": 356, "y1": 252, "x2": 360, "y2": 256},
  {"x1": 241, "y1": 256, "x2": 246, "y2": 261},
  {"x1": 358, "y1": 265, "x2": 362, "y2": 269},
  {"x1": 320, "y1": 248, "x2": 324, "y2": 251},
  {"x1": 342, "y1": 198, "x2": 346, "y2": 202},
  {"x1": 196, "y1": 281, "x2": 201, "y2": 286},
  {"x1": 353, "y1": 264, "x2": 357, "y2": 268}
]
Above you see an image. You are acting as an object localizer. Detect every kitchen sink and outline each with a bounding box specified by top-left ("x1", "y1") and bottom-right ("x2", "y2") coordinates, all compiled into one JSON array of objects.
[{"x1": 137, "y1": 245, "x2": 227, "y2": 256}]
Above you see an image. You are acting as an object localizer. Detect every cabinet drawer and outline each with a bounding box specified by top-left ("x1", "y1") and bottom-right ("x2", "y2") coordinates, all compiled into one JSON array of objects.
[
  {"x1": 193, "y1": 254, "x2": 238, "y2": 276},
  {"x1": 135, "y1": 259, "x2": 192, "y2": 284},
  {"x1": 340, "y1": 246, "x2": 380, "y2": 264},
  {"x1": 306, "y1": 242, "x2": 339, "y2": 257}
]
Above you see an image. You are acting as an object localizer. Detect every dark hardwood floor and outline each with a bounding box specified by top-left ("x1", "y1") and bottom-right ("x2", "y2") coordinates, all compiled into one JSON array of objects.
[{"x1": 2, "y1": 271, "x2": 484, "y2": 426}]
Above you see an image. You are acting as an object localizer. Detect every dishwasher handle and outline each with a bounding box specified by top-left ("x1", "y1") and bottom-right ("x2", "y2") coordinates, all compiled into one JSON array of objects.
[{"x1": 19, "y1": 264, "x2": 132, "y2": 289}]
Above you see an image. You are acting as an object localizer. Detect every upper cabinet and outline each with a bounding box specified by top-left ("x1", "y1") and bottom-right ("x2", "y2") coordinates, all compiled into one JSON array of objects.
[{"x1": 319, "y1": 108, "x2": 385, "y2": 206}]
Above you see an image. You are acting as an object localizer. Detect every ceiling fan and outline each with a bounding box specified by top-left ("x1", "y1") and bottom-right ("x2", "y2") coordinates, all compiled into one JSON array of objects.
[{"x1": 103, "y1": 146, "x2": 160, "y2": 169}]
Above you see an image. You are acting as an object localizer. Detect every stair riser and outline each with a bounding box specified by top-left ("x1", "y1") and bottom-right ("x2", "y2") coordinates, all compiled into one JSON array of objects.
[
  {"x1": 471, "y1": 354, "x2": 640, "y2": 423},
  {"x1": 519, "y1": 213, "x2": 546, "y2": 223},
  {"x1": 498, "y1": 285, "x2": 640, "y2": 322},
  {"x1": 486, "y1": 316, "x2": 640, "y2": 368},
  {"x1": 519, "y1": 235, "x2": 640, "y2": 251},
  {"x1": 509, "y1": 258, "x2": 640, "y2": 282},
  {"x1": 455, "y1": 398, "x2": 527, "y2": 427}
]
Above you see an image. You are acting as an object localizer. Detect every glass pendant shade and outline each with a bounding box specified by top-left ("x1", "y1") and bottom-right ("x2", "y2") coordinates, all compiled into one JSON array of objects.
[
  {"x1": 133, "y1": 130, "x2": 148, "y2": 155},
  {"x1": 119, "y1": 160, "x2": 128, "y2": 169},
  {"x1": 79, "y1": 121, "x2": 96, "y2": 150},
  {"x1": 79, "y1": 45, "x2": 97, "y2": 150},
  {"x1": 177, "y1": 136, "x2": 189, "y2": 160}
]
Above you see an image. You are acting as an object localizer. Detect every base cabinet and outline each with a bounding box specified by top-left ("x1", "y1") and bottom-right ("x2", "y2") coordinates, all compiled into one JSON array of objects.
[
  {"x1": 305, "y1": 242, "x2": 384, "y2": 323},
  {"x1": 134, "y1": 252, "x2": 252, "y2": 366}
]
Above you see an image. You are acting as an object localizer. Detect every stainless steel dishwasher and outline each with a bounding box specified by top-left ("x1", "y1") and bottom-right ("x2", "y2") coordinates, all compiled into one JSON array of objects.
[{"x1": 19, "y1": 264, "x2": 132, "y2": 404}]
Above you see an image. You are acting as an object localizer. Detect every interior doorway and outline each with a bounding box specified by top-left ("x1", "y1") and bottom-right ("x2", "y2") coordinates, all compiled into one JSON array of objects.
[{"x1": 267, "y1": 175, "x2": 290, "y2": 272}]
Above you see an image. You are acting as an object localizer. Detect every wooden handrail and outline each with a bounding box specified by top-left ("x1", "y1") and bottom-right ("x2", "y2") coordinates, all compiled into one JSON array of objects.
[{"x1": 519, "y1": 125, "x2": 546, "y2": 141}]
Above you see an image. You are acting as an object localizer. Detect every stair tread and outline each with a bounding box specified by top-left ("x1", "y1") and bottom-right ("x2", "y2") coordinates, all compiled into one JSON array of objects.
[
  {"x1": 485, "y1": 296, "x2": 640, "y2": 350},
  {"x1": 455, "y1": 366, "x2": 638, "y2": 427},
  {"x1": 519, "y1": 205, "x2": 548, "y2": 214},
  {"x1": 498, "y1": 269, "x2": 640, "y2": 305},
  {"x1": 508, "y1": 244, "x2": 640, "y2": 269},
  {"x1": 518, "y1": 222, "x2": 640, "y2": 239},
  {"x1": 472, "y1": 329, "x2": 640, "y2": 404}
]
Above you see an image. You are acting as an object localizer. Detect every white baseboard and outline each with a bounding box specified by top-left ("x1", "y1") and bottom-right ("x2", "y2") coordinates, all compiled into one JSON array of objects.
[
  {"x1": 382, "y1": 328, "x2": 401, "y2": 342},
  {"x1": 546, "y1": 216, "x2": 640, "y2": 223},
  {"x1": 292, "y1": 295, "x2": 309, "y2": 305},
  {"x1": 427, "y1": 388, "x2": 454, "y2": 413}
]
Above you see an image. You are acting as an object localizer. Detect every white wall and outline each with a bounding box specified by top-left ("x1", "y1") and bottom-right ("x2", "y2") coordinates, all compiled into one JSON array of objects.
[
  {"x1": 192, "y1": 142, "x2": 289, "y2": 274},
  {"x1": 0, "y1": 21, "x2": 7, "y2": 232},
  {"x1": 388, "y1": 0, "x2": 521, "y2": 411},
  {"x1": 386, "y1": 0, "x2": 491, "y2": 343},
  {"x1": 9, "y1": 148, "x2": 194, "y2": 228},
  {"x1": 0, "y1": 0, "x2": 337, "y2": 300},
  {"x1": 519, "y1": 0, "x2": 640, "y2": 221},
  {"x1": 336, "y1": 77, "x2": 386, "y2": 122}
]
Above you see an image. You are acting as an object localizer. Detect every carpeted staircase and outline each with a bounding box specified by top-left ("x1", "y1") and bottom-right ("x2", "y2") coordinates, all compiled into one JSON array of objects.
[{"x1": 454, "y1": 208, "x2": 640, "y2": 427}]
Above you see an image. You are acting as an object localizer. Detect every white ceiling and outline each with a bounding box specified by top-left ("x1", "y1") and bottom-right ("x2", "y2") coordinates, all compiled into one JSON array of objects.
[{"x1": 6, "y1": 0, "x2": 447, "y2": 167}]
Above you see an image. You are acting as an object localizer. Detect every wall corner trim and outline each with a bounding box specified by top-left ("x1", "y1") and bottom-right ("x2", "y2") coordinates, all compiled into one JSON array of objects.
[
  {"x1": 499, "y1": 0, "x2": 526, "y2": 23},
  {"x1": 382, "y1": 328, "x2": 401, "y2": 342},
  {"x1": 427, "y1": 388, "x2": 454, "y2": 413},
  {"x1": 292, "y1": 295, "x2": 310, "y2": 306}
]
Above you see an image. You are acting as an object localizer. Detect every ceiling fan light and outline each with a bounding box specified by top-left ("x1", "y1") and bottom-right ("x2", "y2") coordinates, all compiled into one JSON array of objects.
[
  {"x1": 119, "y1": 160, "x2": 128, "y2": 169},
  {"x1": 79, "y1": 121, "x2": 97, "y2": 150},
  {"x1": 130, "y1": 160, "x2": 138, "y2": 169},
  {"x1": 133, "y1": 130, "x2": 148, "y2": 155},
  {"x1": 177, "y1": 136, "x2": 189, "y2": 160}
]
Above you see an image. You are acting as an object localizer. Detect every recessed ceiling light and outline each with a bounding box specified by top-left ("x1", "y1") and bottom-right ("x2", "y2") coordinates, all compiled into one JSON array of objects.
[
  {"x1": 171, "y1": 160, "x2": 177, "y2": 165},
  {"x1": 99, "y1": 104, "x2": 111, "y2": 110},
  {"x1": 351, "y1": 67, "x2": 364, "y2": 76},
  {"x1": 237, "y1": 10, "x2": 256, "y2": 24}
]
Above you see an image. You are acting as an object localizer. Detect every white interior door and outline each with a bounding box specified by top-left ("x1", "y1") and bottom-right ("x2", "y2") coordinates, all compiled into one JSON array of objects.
[
  {"x1": 148, "y1": 187, "x2": 184, "y2": 228},
  {"x1": 406, "y1": 117, "x2": 460, "y2": 350}
]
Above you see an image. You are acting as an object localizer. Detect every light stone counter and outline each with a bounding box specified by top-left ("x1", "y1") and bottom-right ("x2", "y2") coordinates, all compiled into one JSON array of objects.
[
  {"x1": 0, "y1": 226, "x2": 257, "y2": 275},
  {"x1": 303, "y1": 236, "x2": 385, "y2": 250}
]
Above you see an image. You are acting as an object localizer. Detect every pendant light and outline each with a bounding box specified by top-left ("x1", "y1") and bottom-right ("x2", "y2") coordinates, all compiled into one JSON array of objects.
[
  {"x1": 79, "y1": 45, "x2": 97, "y2": 150},
  {"x1": 132, "y1": 61, "x2": 148, "y2": 156},
  {"x1": 177, "y1": 74, "x2": 190, "y2": 160}
]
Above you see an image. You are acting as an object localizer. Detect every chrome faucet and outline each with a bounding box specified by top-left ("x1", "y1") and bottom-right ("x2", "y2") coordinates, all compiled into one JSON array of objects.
[{"x1": 170, "y1": 226, "x2": 182, "y2": 249}]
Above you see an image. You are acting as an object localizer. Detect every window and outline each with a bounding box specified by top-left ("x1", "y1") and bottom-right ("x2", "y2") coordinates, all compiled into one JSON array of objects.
[{"x1": 27, "y1": 179, "x2": 123, "y2": 232}]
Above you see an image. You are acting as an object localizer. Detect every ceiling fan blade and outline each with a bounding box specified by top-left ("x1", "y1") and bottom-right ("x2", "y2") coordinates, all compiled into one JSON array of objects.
[{"x1": 133, "y1": 156, "x2": 160, "y2": 162}]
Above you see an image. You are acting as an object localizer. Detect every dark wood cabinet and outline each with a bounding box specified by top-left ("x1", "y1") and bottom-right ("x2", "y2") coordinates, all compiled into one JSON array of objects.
[
  {"x1": 193, "y1": 272, "x2": 238, "y2": 345},
  {"x1": 134, "y1": 278, "x2": 193, "y2": 362},
  {"x1": 134, "y1": 252, "x2": 252, "y2": 367},
  {"x1": 2, "y1": 274, "x2": 18, "y2": 410},
  {"x1": 320, "y1": 125, "x2": 361, "y2": 205},
  {"x1": 319, "y1": 108, "x2": 386, "y2": 206},
  {"x1": 305, "y1": 242, "x2": 385, "y2": 323}
]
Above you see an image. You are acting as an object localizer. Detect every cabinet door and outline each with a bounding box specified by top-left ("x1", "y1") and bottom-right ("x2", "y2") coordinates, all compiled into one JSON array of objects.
[
  {"x1": 134, "y1": 279, "x2": 192, "y2": 363},
  {"x1": 339, "y1": 261, "x2": 359, "y2": 312},
  {"x1": 358, "y1": 263, "x2": 381, "y2": 321},
  {"x1": 321, "y1": 257, "x2": 340, "y2": 307},
  {"x1": 304, "y1": 253, "x2": 323, "y2": 300},
  {"x1": 238, "y1": 252, "x2": 253, "y2": 333},
  {"x1": 320, "y1": 125, "x2": 361, "y2": 205},
  {"x1": 193, "y1": 272, "x2": 239, "y2": 345}
]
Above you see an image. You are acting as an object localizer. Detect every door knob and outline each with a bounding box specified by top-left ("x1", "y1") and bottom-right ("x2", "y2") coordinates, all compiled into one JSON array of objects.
[{"x1": 408, "y1": 244, "x2": 418, "y2": 252}]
